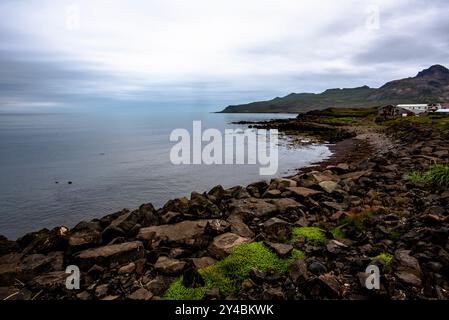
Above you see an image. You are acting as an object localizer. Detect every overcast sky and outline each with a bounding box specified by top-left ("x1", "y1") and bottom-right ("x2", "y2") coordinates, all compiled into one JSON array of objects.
[{"x1": 0, "y1": 0, "x2": 448, "y2": 111}]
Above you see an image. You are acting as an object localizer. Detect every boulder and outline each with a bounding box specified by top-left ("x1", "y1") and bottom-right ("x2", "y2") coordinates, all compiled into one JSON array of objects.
[
  {"x1": 17, "y1": 227, "x2": 68, "y2": 255},
  {"x1": 28, "y1": 271, "x2": 68, "y2": 290},
  {"x1": 118, "y1": 262, "x2": 136, "y2": 274},
  {"x1": 0, "y1": 251, "x2": 64, "y2": 285},
  {"x1": 68, "y1": 230, "x2": 102, "y2": 251},
  {"x1": 271, "y1": 198, "x2": 304, "y2": 214},
  {"x1": 394, "y1": 249, "x2": 422, "y2": 287},
  {"x1": 287, "y1": 187, "x2": 322, "y2": 198},
  {"x1": 263, "y1": 217, "x2": 290, "y2": 241},
  {"x1": 137, "y1": 219, "x2": 224, "y2": 248},
  {"x1": 163, "y1": 197, "x2": 190, "y2": 214},
  {"x1": 146, "y1": 276, "x2": 170, "y2": 296},
  {"x1": 74, "y1": 241, "x2": 145, "y2": 269},
  {"x1": 0, "y1": 235, "x2": 19, "y2": 256},
  {"x1": 191, "y1": 257, "x2": 217, "y2": 269},
  {"x1": 189, "y1": 192, "x2": 221, "y2": 218},
  {"x1": 154, "y1": 256, "x2": 186, "y2": 275},
  {"x1": 228, "y1": 198, "x2": 278, "y2": 219},
  {"x1": 288, "y1": 259, "x2": 309, "y2": 283},
  {"x1": 103, "y1": 203, "x2": 158, "y2": 240},
  {"x1": 226, "y1": 214, "x2": 254, "y2": 238},
  {"x1": 208, "y1": 233, "x2": 251, "y2": 258},
  {"x1": 263, "y1": 189, "x2": 282, "y2": 198},
  {"x1": 265, "y1": 242, "x2": 293, "y2": 258},
  {"x1": 128, "y1": 288, "x2": 153, "y2": 300},
  {"x1": 318, "y1": 181, "x2": 339, "y2": 193}
]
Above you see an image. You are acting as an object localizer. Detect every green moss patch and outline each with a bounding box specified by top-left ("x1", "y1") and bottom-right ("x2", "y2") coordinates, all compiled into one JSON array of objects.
[
  {"x1": 370, "y1": 253, "x2": 394, "y2": 266},
  {"x1": 291, "y1": 227, "x2": 327, "y2": 245},
  {"x1": 164, "y1": 242, "x2": 304, "y2": 300},
  {"x1": 330, "y1": 227, "x2": 345, "y2": 239}
]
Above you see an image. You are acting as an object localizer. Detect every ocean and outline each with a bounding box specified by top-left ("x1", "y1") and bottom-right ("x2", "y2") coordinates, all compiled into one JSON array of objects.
[{"x1": 0, "y1": 111, "x2": 331, "y2": 239}]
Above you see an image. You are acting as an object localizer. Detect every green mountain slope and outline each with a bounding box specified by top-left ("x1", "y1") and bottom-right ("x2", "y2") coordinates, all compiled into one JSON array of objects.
[{"x1": 220, "y1": 65, "x2": 449, "y2": 113}]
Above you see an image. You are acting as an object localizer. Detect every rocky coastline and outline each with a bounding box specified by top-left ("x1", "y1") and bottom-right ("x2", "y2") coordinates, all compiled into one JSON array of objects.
[{"x1": 1, "y1": 117, "x2": 449, "y2": 300}]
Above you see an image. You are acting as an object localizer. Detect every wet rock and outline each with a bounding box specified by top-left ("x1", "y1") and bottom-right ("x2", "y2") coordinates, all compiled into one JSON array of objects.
[
  {"x1": 271, "y1": 198, "x2": 304, "y2": 214},
  {"x1": 163, "y1": 197, "x2": 190, "y2": 214},
  {"x1": 101, "y1": 226, "x2": 126, "y2": 244},
  {"x1": 0, "y1": 235, "x2": 19, "y2": 256},
  {"x1": 118, "y1": 262, "x2": 136, "y2": 274},
  {"x1": 318, "y1": 181, "x2": 339, "y2": 193},
  {"x1": 287, "y1": 187, "x2": 322, "y2": 198},
  {"x1": 146, "y1": 276, "x2": 171, "y2": 296},
  {"x1": 205, "y1": 219, "x2": 230, "y2": 236},
  {"x1": 160, "y1": 211, "x2": 183, "y2": 224},
  {"x1": 0, "y1": 251, "x2": 64, "y2": 285},
  {"x1": 326, "y1": 240, "x2": 348, "y2": 254},
  {"x1": 263, "y1": 189, "x2": 282, "y2": 198},
  {"x1": 308, "y1": 261, "x2": 327, "y2": 275},
  {"x1": 17, "y1": 227, "x2": 68, "y2": 255},
  {"x1": 154, "y1": 256, "x2": 186, "y2": 275},
  {"x1": 208, "y1": 232, "x2": 251, "y2": 258},
  {"x1": 129, "y1": 288, "x2": 153, "y2": 300},
  {"x1": 29, "y1": 271, "x2": 68, "y2": 290},
  {"x1": 228, "y1": 198, "x2": 278, "y2": 219},
  {"x1": 288, "y1": 259, "x2": 309, "y2": 283},
  {"x1": 95, "y1": 283, "x2": 109, "y2": 298},
  {"x1": 68, "y1": 229, "x2": 102, "y2": 251},
  {"x1": 208, "y1": 185, "x2": 225, "y2": 202},
  {"x1": 263, "y1": 217, "x2": 290, "y2": 241},
  {"x1": 396, "y1": 271, "x2": 422, "y2": 287},
  {"x1": 75, "y1": 241, "x2": 145, "y2": 269},
  {"x1": 137, "y1": 219, "x2": 223, "y2": 248},
  {"x1": 265, "y1": 242, "x2": 293, "y2": 258},
  {"x1": 191, "y1": 257, "x2": 217, "y2": 269},
  {"x1": 227, "y1": 214, "x2": 254, "y2": 238},
  {"x1": 189, "y1": 192, "x2": 222, "y2": 217},
  {"x1": 394, "y1": 249, "x2": 422, "y2": 287},
  {"x1": 316, "y1": 273, "x2": 342, "y2": 298}
]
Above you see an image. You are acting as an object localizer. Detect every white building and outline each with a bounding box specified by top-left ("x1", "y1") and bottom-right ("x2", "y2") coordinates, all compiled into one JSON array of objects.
[{"x1": 396, "y1": 103, "x2": 441, "y2": 114}]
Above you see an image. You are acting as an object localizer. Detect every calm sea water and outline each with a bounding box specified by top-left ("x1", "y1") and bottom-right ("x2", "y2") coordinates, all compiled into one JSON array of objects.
[{"x1": 0, "y1": 111, "x2": 331, "y2": 239}]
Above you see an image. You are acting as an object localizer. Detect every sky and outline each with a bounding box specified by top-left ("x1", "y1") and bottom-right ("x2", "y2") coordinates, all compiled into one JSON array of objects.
[{"x1": 0, "y1": 0, "x2": 448, "y2": 112}]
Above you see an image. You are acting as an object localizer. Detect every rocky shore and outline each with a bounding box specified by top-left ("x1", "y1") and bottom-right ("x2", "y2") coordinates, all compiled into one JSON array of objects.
[{"x1": 1, "y1": 119, "x2": 448, "y2": 300}]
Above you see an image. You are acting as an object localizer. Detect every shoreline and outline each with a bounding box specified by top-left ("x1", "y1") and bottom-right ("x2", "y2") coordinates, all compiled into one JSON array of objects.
[{"x1": 1, "y1": 117, "x2": 448, "y2": 300}]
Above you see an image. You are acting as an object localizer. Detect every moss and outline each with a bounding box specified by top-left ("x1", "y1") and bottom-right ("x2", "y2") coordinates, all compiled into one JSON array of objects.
[
  {"x1": 330, "y1": 227, "x2": 345, "y2": 239},
  {"x1": 164, "y1": 278, "x2": 208, "y2": 300},
  {"x1": 164, "y1": 242, "x2": 305, "y2": 300},
  {"x1": 291, "y1": 227, "x2": 327, "y2": 245},
  {"x1": 370, "y1": 253, "x2": 394, "y2": 266}
]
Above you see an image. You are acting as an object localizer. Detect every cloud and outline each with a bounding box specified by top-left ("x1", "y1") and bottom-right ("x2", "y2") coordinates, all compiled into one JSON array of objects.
[{"x1": 0, "y1": 0, "x2": 448, "y2": 111}]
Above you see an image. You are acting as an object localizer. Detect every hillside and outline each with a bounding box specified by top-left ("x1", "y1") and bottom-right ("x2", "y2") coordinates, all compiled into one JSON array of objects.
[{"x1": 220, "y1": 65, "x2": 449, "y2": 113}]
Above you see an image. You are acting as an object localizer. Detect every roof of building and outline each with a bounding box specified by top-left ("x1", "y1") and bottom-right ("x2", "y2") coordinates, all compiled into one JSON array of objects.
[{"x1": 397, "y1": 104, "x2": 428, "y2": 107}]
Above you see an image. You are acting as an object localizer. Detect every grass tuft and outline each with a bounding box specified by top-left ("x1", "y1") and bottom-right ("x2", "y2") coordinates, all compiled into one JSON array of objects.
[{"x1": 405, "y1": 164, "x2": 449, "y2": 188}]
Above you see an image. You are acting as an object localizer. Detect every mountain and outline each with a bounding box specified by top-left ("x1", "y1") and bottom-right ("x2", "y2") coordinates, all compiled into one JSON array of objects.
[{"x1": 220, "y1": 65, "x2": 449, "y2": 113}]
